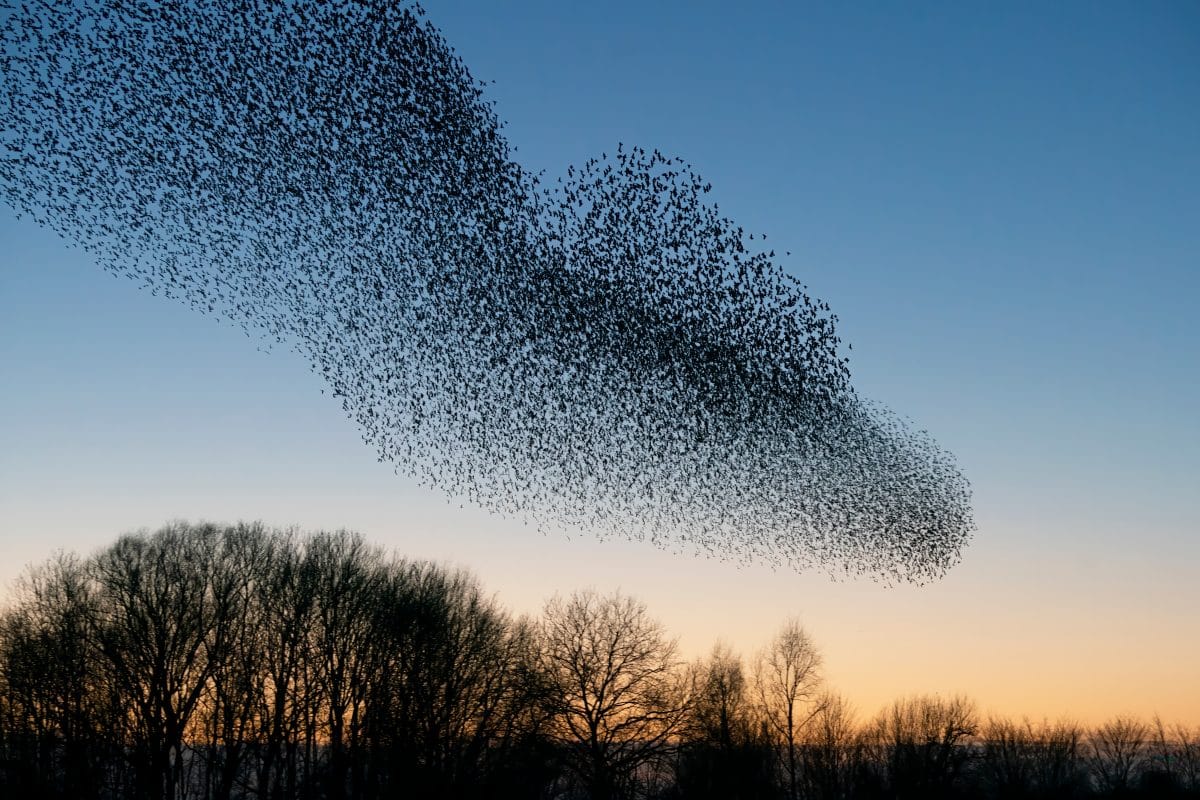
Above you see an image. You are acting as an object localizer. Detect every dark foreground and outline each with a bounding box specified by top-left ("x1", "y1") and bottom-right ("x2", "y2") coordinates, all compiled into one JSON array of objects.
[{"x1": 1, "y1": 523, "x2": 1196, "y2": 800}]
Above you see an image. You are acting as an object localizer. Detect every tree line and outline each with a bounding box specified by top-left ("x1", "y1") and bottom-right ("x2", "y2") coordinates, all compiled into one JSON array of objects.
[{"x1": 0, "y1": 522, "x2": 1195, "y2": 800}]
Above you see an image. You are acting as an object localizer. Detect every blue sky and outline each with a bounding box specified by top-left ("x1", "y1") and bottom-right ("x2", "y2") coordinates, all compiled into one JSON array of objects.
[{"x1": 1, "y1": 0, "x2": 1197, "y2": 721}]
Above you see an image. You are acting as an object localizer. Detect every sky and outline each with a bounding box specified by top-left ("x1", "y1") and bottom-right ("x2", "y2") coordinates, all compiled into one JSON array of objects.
[{"x1": 1, "y1": 0, "x2": 1198, "y2": 726}]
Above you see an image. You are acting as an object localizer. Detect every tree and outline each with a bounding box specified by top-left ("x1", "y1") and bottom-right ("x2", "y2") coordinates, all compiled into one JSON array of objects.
[
  {"x1": 979, "y1": 716, "x2": 1037, "y2": 798},
  {"x1": 754, "y1": 618, "x2": 824, "y2": 799},
  {"x1": 676, "y1": 643, "x2": 774, "y2": 800},
  {"x1": 0, "y1": 553, "x2": 105, "y2": 799},
  {"x1": 90, "y1": 522, "x2": 245, "y2": 800},
  {"x1": 1147, "y1": 718, "x2": 1200, "y2": 795},
  {"x1": 305, "y1": 531, "x2": 385, "y2": 800},
  {"x1": 801, "y1": 692, "x2": 861, "y2": 800},
  {"x1": 195, "y1": 523, "x2": 273, "y2": 800},
  {"x1": 978, "y1": 716, "x2": 1090, "y2": 799},
  {"x1": 538, "y1": 590, "x2": 693, "y2": 800},
  {"x1": 363, "y1": 562, "x2": 550, "y2": 797},
  {"x1": 1025, "y1": 719, "x2": 1087, "y2": 799},
  {"x1": 1087, "y1": 716, "x2": 1148, "y2": 794},
  {"x1": 862, "y1": 694, "x2": 978, "y2": 799},
  {"x1": 248, "y1": 528, "x2": 320, "y2": 800}
]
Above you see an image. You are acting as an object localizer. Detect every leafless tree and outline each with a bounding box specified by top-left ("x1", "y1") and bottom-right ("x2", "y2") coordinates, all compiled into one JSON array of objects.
[
  {"x1": 245, "y1": 528, "x2": 320, "y2": 800},
  {"x1": 90, "y1": 522, "x2": 245, "y2": 800},
  {"x1": 801, "y1": 692, "x2": 861, "y2": 800},
  {"x1": 979, "y1": 716, "x2": 1088, "y2": 798},
  {"x1": 363, "y1": 561, "x2": 549, "y2": 795},
  {"x1": 1027, "y1": 718, "x2": 1086, "y2": 797},
  {"x1": 1087, "y1": 715, "x2": 1148, "y2": 794},
  {"x1": 0, "y1": 553, "x2": 105, "y2": 798},
  {"x1": 0, "y1": 524, "x2": 572, "y2": 799},
  {"x1": 538, "y1": 590, "x2": 693, "y2": 800},
  {"x1": 305, "y1": 531, "x2": 385, "y2": 800},
  {"x1": 691, "y1": 644, "x2": 756, "y2": 749},
  {"x1": 1152, "y1": 719, "x2": 1200, "y2": 793},
  {"x1": 9, "y1": 521, "x2": 1196, "y2": 800},
  {"x1": 195, "y1": 523, "x2": 273, "y2": 800},
  {"x1": 675, "y1": 643, "x2": 774, "y2": 799},
  {"x1": 753, "y1": 618, "x2": 824, "y2": 799},
  {"x1": 862, "y1": 694, "x2": 978, "y2": 799},
  {"x1": 979, "y1": 716, "x2": 1036, "y2": 797}
]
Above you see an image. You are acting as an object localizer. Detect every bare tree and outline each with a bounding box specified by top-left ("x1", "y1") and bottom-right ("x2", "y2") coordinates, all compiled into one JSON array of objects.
[
  {"x1": 1176, "y1": 722, "x2": 1200, "y2": 793},
  {"x1": 1142, "y1": 716, "x2": 1200, "y2": 795},
  {"x1": 15, "y1": 521, "x2": 1197, "y2": 800},
  {"x1": 979, "y1": 716, "x2": 1036, "y2": 797},
  {"x1": 1087, "y1": 715, "x2": 1148, "y2": 794},
  {"x1": 691, "y1": 644, "x2": 755, "y2": 750},
  {"x1": 196, "y1": 523, "x2": 273, "y2": 800},
  {"x1": 753, "y1": 618, "x2": 824, "y2": 799},
  {"x1": 306, "y1": 531, "x2": 385, "y2": 800},
  {"x1": 1, "y1": 523, "x2": 573, "y2": 799},
  {"x1": 802, "y1": 692, "x2": 861, "y2": 800},
  {"x1": 0, "y1": 553, "x2": 105, "y2": 798},
  {"x1": 539, "y1": 590, "x2": 693, "y2": 800},
  {"x1": 1028, "y1": 718, "x2": 1086, "y2": 797},
  {"x1": 863, "y1": 694, "x2": 978, "y2": 799},
  {"x1": 244, "y1": 528, "x2": 320, "y2": 800},
  {"x1": 90, "y1": 522, "x2": 243, "y2": 800},
  {"x1": 676, "y1": 644, "x2": 773, "y2": 799},
  {"x1": 363, "y1": 561, "x2": 546, "y2": 795}
]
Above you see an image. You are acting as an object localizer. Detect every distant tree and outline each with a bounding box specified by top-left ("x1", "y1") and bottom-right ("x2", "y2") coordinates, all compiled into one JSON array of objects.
[
  {"x1": 90, "y1": 522, "x2": 246, "y2": 800},
  {"x1": 195, "y1": 523, "x2": 273, "y2": 800},
  {"x1": 691, "y1": 644, "x2": 755, "y2": 749},
  {"x1": 0, "y1": 553, "x2": 105, "y2": 799},
  {"x1": 1147, "y1": 719, "x2": 1200, "y2": 795},
  {"x1": 363, "y1": 561, "x2": 553, "y2": 797},
  {"x1": 862, "y1": 694, "x2": 978, "y2": 799},
  {"x1": 8, "y1": 522, "x2": 1199, "y2": 800},
  {"x1": 978, "y1": 716, "x2": 1091, "y2": 799},
  {"x1": 801, "y1": 692, "x2": 861, "y2": 800},
  {"x1": 305, "y1": 531, "x2": 385, "y2": 800},
  {"x1": 1087, "y1": 716, "x2": 1148, "y2": 794},
  {"x1": 472, "y1": 615, "x2": 562, "y2": 798},
  {"x1": 1026, "y1": 719, "x2": 1087, "y2": 799},
  {"x1": 675, "y1": 644, "x2": 774, "y2": 799},
  {"x1": 538, "y1": 590, "x2": 693, "y2": 800},
  {"x1": 0, "y1": 523, "x2": 568, "y2": 800},
  {"x1": 753, "y1": 619, "x2": 824, "y2": 799},
  {"x1": 241, "y1": 528, "x2": 321, "y2": 800},
  {"x1": 981, "y1": 716, "x2": 1035, "y2": 799}
]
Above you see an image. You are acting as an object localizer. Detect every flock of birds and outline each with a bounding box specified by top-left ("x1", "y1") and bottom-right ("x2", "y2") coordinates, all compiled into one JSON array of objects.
[{"x1": 1, "y1": 1, "x2": 973, "y2": 583}]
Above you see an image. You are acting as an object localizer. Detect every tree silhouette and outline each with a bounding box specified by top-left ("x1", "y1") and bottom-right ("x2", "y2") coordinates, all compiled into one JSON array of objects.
[
  {"x1": 90, "y1": 523, "x2": 247, "y2": 800},
  {"x1": 754, "y1": 618, "x2": 825, "y2": 799},
  {"x1": 1088, "y1": 716, "x2": 1149, "y2": 795},
  {"x1": 0, "y1": 554, "x2": 105, "y2": 799},
  {"x1": 862, "y1": 694, "x2": 978, "y2": 800},
  {"x1": 538, "y1": 590, "x2": 693, "y2": 800},
  {"x1": 1, "y1": 523, "x2": 1196, "y2": 800},
  {"x1": 801, "y1": 692, "x2": 862, "y2": 800},
  {"x1": 675, "y1": 644, "x2": 775, "y2": 799}
]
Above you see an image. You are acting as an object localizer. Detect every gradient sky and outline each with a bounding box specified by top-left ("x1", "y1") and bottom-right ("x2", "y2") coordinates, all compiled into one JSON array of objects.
[{"x1": 1, "y1": 0, "x2": 1197, "y2": 726}]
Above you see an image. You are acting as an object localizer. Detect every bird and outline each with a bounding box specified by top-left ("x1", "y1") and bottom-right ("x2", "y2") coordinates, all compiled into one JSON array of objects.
[{"x1": 0, "y1": 0, "x2": 973, "y2": 585}]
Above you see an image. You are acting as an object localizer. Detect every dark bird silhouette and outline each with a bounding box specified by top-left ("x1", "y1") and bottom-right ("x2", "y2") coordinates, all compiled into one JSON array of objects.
[{"x1": 0, "y1": 0, "x2": 973, "y2": 583}]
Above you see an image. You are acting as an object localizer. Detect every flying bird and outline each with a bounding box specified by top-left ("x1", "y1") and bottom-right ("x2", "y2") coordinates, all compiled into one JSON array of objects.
[{"x1": 0, "y1": 0, "x2": 973, "y2": 583}]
